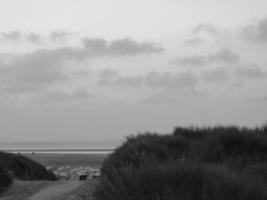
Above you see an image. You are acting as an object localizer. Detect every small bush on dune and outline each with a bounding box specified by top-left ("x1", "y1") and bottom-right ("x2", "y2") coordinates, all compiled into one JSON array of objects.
[
  {"x1": 176, "y1": 126, "x2": 267, "y2": 184},
  {"x1": 188, "y1": 131, "x2": 267, "y2": 165},
  {"x1": 173, "y1": 125, "x2": 267, "y2": 139},
  {"x1": 101, "y1": 133, "x2": 189, "y2": 175},
  {"x1": 95, "y1": 161, "x2": 267, "y2": 200},
  {"x1": 242, "y1": 163, "x2": 267, "y2": 184},
  {"x1": 173, "y1": 126, "x2": 242, "y2": 139},
  {"x1": 0, "y1": 167, "x2": 13, "y2": 192}
]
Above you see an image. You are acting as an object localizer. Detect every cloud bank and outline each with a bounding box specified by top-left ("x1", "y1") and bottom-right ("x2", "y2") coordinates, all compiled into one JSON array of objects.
[
  {"x1": 98, "y1": 70, "x2": 198, "y2": 89},
  {"x1": 170, "y1": 49, "x2": 239, "y2": 67},
  {"x1": 242, "y1": 17, "x2": 267, "y2": 42},
  {"x1": 0, "y1": 31, "x2": 73, "y2": 44},
  {"x1": 0, "y1": 37, "x2": 164, "y2": 94},
  {"x1": 193, "y1": 24, "x2": 219, "y2": 35}
]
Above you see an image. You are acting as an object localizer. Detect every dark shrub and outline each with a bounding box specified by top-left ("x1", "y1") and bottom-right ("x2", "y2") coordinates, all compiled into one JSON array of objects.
[
  {"x1": 243, "y1": 163, "x2": 267, "y2": 184},
  {"x1": 101, "y1": 133, "x2": 189, "y2": 175},
  {"x1": 173, "y1": 126, "x2": 241, "y2": 139},
  {"x1": 173, "y1": 125, "x2": 267, "y2": 140},
  {"x1": 0, "y1": 166, "x2": 13, "y2": 192},
  {"x1": 91, "y1": 126, "x2": 267, "y2": 200},
  {"x1": 95, "y1": 162, "x2": 267, "y2": 200},
  {"x1": 188, "y1": 131, "x2": 267, "y2": 166},
  {"x1": 0, "y1": 151, "x2": 56, "y2": 181}
]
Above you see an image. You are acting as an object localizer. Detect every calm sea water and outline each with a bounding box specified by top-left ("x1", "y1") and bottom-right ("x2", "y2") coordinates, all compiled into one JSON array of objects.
[{"x1": 0, "y1": 140, "x2": 122, "y2": 154}]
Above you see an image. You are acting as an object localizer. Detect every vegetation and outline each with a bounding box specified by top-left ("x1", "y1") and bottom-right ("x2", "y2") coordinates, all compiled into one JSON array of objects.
[
  {"x1": 0, "y1": 166, "x2": 12, "y2": 193},
  {"x1": 92, "y1": 125, "x2": 267, "y2": 200},
  {"x1": 0, "y1": 151, "x2": 56, "y2": 193},
  {"x1": 96, "y1": 162, "x2": 267, "y2": 200},
  {"x1": 101, "y1": 134, "x2": 189, "y2": 175}
]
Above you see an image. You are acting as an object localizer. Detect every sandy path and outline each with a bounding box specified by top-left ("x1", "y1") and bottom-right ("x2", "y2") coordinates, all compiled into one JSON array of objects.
[
  {"x1": 0, "y1": 181, "x2": 55, "y2": 200},
  {"x1": 1, "y1": 180, "x2": 93, "y2": 200},
  {"x1": 28, "y1": 181, "x2": 82, "y2": 200}
]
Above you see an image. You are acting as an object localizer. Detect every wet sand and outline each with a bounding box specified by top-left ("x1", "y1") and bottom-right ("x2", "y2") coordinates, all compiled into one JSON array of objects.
[{"x1": 23, "y1": 153, "x2": 108, "y2": 169}]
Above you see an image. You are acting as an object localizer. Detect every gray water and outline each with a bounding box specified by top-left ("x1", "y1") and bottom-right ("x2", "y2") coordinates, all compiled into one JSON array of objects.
[{"x1": 0, "y1": 139, "x2": 122, "y2": 153}]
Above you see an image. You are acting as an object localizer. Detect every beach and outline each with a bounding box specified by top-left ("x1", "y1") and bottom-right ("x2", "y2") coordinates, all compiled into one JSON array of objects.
[{"x1": 22, "y1": 152, "x2": 109, "y2": 169}]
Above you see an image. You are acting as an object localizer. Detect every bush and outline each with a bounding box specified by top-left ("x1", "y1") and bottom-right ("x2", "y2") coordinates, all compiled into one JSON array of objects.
[
  {"x1": 0, "y1": 167, "x2": 13, "y2": 192},
  {"x1": 173, "y1": 126, "x2": 242, "y2": 139},
  {"x1": 91, "y1": 125, "x2": 267, "y2": 200},
  {"x1": 242, "y1": 163, "x2": 267, "y2": 184},
  {"x1": 0, "y1": 151, "x2": 56, "y2": 181},
  {"x1": 95, "y1": 161, "x2": 267, "y2": 200},
  {"x1": 173, "y1": 125, "x2": 267, "y2": 139},
  {"x1": 188, "y1": 131, "x2": 267, "y2": 166},
  {"x1": 101, "y1": 133, "x2": 189, "y2": 175}
]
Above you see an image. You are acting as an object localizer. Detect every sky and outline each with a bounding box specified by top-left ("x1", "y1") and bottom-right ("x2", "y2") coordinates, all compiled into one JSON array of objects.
[{"x1": 0, "y1": 0, "x2": 267, "y2": 142}]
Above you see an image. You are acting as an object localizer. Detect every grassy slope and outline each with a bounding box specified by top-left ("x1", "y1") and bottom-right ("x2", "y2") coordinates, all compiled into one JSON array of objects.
[
  {"x1": 93, "y1": 125, "x2": 267, "y2": 200},
  {"x1": 0, "y1": 181, "x2": 55, "y2": 200},
  {"x1": 0, "y1": 166, "x2": 13, "y2": 193},
  {"x1": 0, "y1": 151, "x2": 56, "y2": 193}
]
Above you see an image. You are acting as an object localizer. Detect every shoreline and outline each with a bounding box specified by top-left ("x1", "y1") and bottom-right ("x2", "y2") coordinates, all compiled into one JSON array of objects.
[
  {"x1": 2, "y1": 149, "x2": 114, "y2": 155},
  {"x1": 19, "y1": 152, "x2": 108, "y2": 169}
]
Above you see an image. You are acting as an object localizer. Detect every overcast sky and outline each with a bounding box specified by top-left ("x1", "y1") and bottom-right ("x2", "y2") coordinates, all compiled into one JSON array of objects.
[{"x1": 0, "y1": 0, "x2": 267, "y2": 142}]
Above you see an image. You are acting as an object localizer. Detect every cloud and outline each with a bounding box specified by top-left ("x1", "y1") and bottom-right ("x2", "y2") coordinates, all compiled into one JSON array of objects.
[
  {"x1": 98, "y1": 69, "x2": 119, "y2": 85},
  {"x1": 1, "y1": 31, "x2": 22, "y2": 40},
  {"x1": 200, "y1": 63, "x2": 266, "y2": 82},
  {"x1": 0, "y1": 37, "x2": 163, "y2": 94},
  {"x1": 1, "y1": 31, "x2": 165, "y2": 55},
  {"x1": 0, "y1": 31, "x2": 71, "y2": 43},
  {"x1": 169, "y1": 55, "x2": 208, "y2": 67},
  {"x1": 0, "y1": 82, "x2": 47, "y2": 95},
  {"x1": 201, "y1": 68, "x2": 230, "y2": 82},
  {"x1": 209, "y1": 49, "x2": 239, "y2": 63},
  {"x1": 8, "y1": 50, "x2": 76, "y2": 83},
  {"x1": 108, "y1": 38, "x2": 164, "y2": 55},
  {"x1": 170, "y1": 49, "x2": 239, "y2": 67},
  {"x1": 34, "y1": 90, "x2": 92, "y2": 104},
  {"x1": 113, "y1": 75, "x2": 143, "y2": 87},
  {"x1": 259, "y1": 95, "x2": 267, "y2": 101},
  {"x1": 50, "y1": 31, "x2": 70, "y2": 41},
  {"x1": 145, "y1": 71, "x2": 198, "y2": 88},
  {"x1": 184, "y1": 38, "x2": 204, "y2": 46},
  {"x1": 97, "y1": 70, "x2": 198, "y2": 89},
  {"x1": 98, "y1": 69, "x2": 143, "y2": 87},
  {"x1": 1, "y1": 31, "x2": 72, "y2": 44},
  {"x1": 25, "y1": 33, "x2": 43, "y2": 43},
  {"x1": 1, "y1": 31, "x2": 43, "y2": 43},
  {"x1": 72, "y1": 90, "x2": 92, "y2": 99},
  {"x1": 0, "y1": 49, "x2": 72, "y2": 94},
  {"x1": 193, "y1": 24, "x2": 218, "y2": 35},
  {"x1": 100, "y1": 69, "x2": 119, "y2": 79},
  {"x1": 234, "y1": 64, "x2": 266, "y2": 79},
  {"x1": 242, "y1": 17, "x2": 267, "y2": 42},
  {"x1": 72, "y1": 69, "x2": 90, "y2": 77},
  {"x1": 83, "y1": 37, "x2": 164, "y2": 56},
  {"x1": 140, "y1": 89, "x2": 207, "y2": 105}
]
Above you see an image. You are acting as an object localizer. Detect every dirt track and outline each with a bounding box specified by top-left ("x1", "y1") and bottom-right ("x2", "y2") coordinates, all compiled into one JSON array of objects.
[
  {"x1": 28, "y1": 181, "x2": 82, "y2": 200},
  {"x1": 1, "y1": 180, "x2": 85, "y2": 200}
]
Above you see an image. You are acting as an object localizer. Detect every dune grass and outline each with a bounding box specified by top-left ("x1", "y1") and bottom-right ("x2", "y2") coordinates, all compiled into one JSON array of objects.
[
  {"x1": 91, "y1": 125, "x2": 267, "y2": 200},
  {"x1": 96, "y1": 161, "x2": 267, "y2": 200},
  {"x1": 0, "y1": 151, "x2": 56, "y2": 181},
  {"x1": 0, "y1": 166, "x2": 12, "y2": 193},
  {"x1": 0, "y1": 151, "x2": 56, "y2": 193}
]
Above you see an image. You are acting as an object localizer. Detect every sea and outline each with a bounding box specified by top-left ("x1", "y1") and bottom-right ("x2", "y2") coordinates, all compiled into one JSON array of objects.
[{"x1": 0, "y1": 140, "x2": 122, "y2": 154}]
